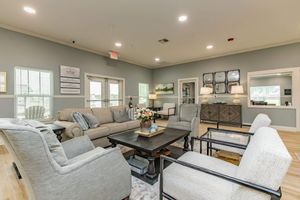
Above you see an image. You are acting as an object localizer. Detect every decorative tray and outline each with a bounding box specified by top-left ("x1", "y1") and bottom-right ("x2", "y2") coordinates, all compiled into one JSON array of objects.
[{"x1": 135, "y1": 127, "x2": 165, "y2": 138}]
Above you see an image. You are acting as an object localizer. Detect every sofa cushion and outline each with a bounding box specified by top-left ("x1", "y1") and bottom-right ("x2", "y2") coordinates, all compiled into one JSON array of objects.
[
  {"x1": 58, "y1": 108, "x2": 92, "y2": 121},
  {"x1": 164, "y1": 152, "x2": 236, "y2": 200},
  {"x1": 72, "y1": 112, "x2": 89, "y2": 131},
  {"x1": 112, "y1": 108, "x2": 131, "y2": 123},
  {"x1": 123, "y1": 120, "x2": 140, "y2": 130},
  {"x1": 82, "y1": 113, "x2": 100, "y2": 128},
  {"x1": 180, "y1": 104, "x2": 198, "y2": 122},
  {"x1": 167, "y1": 121, "x2": 191, "y2": 131},
  {"x1": 101, "y1": 123, "x2": 128, "y2": 134},
  {"x1": 84, "y1": 126, "x2": 110, "y2": 140},
  {"x1": 92, "y1": 107, "x2": 114, "y2": 124}
]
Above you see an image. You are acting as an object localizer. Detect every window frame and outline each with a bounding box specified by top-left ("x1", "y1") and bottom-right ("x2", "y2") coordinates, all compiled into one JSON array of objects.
[
  {"x1": 14, "y1": 66, "x2": 54, "y2": 119},
  {"x1": 138, "y1": 83, "x2": 149, "y2": 106}
]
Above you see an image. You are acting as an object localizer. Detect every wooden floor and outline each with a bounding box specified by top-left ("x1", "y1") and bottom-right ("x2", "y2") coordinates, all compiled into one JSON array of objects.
[{"x1": 0, "y1": 121, "x2": 300, "y2": 200}]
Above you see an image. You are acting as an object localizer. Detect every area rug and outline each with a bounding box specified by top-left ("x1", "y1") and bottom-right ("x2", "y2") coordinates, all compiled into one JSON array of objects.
[{"x1": 296, "y1": 152, "x2": 300, "y2": 161}]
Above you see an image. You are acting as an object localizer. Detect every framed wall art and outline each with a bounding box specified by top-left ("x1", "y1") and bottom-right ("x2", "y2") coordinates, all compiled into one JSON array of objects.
[
  {"x1": 215, "y1": 83, "x2": 227, "y2": 94},
  {"x1": 60, "y1": 65, "x2": 81, "y2": 94},
  {"x1": 155, "y1": 83, "x2": 174, "y2": 95},
  {"x1": 203, "y1": 73, "x2": 213, "y2": 84},
  {"x1": 227, "y1": 69, "x2": 240, "y2": 82},
  {"x1": 214, "y1": 71, "x2": 226, "y2": 83},
  {"x1": 0, "y1": 72, "x2": 7, "y2": 93}
]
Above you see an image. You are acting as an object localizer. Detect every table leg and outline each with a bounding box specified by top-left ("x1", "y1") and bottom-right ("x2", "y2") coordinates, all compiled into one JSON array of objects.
[
  {"x1": 183, "y1": 135, "x2": 189, "y2": 151},
  {"x1": 13, "y1": 162, "x2": 22, "y2": 179},
  {"x1": 111, "y1": 142, "x2": 117, "y2": 148},
  {"x1": 190, "y1": 138, "x2": 194, "y2": 151},
  {"x1": 146, "y1": 156, "x2": 156, "y2": 179},
  {"x1": 210, "y1": 142, "x2": 212, "y2": 156},
  {"x1": 57, "y1": 131, "x2": 63, "y2": 142},
  {"x1": 206, "y1": 141, "x2": 209, "y2": 156},
  {"x1": 200, "y1": 140, "x2": 202, "y2": 154}
]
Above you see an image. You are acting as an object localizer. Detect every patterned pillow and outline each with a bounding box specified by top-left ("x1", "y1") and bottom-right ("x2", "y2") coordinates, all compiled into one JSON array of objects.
[
  {"x1": 72, "y1": 112, "x2": 89, "y2": 131},
  {"x1": 113, "y1": 108, "x2": 131, "y2": 123},
  {"x1": 82, "y1": 113, "x2": 100, "y2": 128}
]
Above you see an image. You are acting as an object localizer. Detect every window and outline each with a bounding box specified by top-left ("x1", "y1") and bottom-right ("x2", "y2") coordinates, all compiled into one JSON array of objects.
[
  {"x1": 86, "y1": 74, "x2": 124, "y2": 108},
  {"x1": 139, "y1": 83, "x2": 149, "y2": 106},
  {"x1": 15, "y1": 67, "x2": 53, "y2": 119},
  {"x1": 250, "y1": 85, "x2": 281, "y2": 106}
]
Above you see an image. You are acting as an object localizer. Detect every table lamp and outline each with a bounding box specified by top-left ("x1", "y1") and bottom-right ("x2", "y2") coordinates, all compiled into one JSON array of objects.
[
  {"x1": 149, "y1": 93, "x2": 157, "y2": 107},
  {"x1": 231, "y1": 85, "x2": 244, "y2": 104},
  {"x1": 200, "y1": 87, "x2": 213, "y2": 103}
]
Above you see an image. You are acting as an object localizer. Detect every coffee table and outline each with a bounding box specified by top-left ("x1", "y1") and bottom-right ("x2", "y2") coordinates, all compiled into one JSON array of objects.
[{"x1": 108, "y1": 127, "x2": 190, "y2": 183}]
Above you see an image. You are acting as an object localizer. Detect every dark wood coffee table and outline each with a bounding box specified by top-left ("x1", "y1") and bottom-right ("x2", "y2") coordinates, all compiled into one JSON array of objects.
[{"x1": 108, "y1": 127, "x2": 190, "y2": 183}]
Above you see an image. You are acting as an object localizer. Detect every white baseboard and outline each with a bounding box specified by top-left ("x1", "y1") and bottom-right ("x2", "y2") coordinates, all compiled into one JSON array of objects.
[{"x1": 270, "y1": 125, "x2": 300, "y2": 132}]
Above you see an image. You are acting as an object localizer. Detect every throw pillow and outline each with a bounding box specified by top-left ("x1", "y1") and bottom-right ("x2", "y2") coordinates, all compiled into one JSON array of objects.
[
  {"x1": 82, "y1": 113, "x2": 100, "y2": 128},
  {"x1": 113, "y1": 108, "x2": 131, "y2": 123},
  {"x1": 72, "y1": 112, "x2": 89, "y2": 131}
]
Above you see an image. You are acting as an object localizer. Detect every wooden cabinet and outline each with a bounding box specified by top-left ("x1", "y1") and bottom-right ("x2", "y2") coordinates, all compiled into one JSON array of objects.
[{"x1": 200, "y1": 104, "x2": 242, "y2": 127}]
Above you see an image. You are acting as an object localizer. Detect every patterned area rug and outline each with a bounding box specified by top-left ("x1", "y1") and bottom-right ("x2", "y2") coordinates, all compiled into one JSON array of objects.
[{"x1": 296, "y1": 152, "x2": 300, "y2": 161}]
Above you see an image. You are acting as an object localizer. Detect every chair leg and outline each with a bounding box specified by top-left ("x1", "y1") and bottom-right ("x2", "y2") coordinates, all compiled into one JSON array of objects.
[{"x1": 13, "y1": 162, "x2": 22, "y2": 179}]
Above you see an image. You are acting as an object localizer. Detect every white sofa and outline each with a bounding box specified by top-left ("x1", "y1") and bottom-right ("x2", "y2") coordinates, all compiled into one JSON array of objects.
[
  {"x1": 54, "y1": 105, "x2": 140, "y2": 147},
  {"x1": 160, "y1": 127, "x2": 291, "y2": 200}
]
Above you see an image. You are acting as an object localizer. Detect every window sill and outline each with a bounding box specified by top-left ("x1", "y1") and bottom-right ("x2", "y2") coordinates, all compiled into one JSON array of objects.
[{"x1": 248, "y1": 105, "x2": 296, "y2": 110}]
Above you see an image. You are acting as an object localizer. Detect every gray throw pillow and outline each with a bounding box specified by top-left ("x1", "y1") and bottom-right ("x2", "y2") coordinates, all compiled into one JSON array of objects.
[
  {"x1": 82, "y1": 113, "x2": 100, "y2": 128},
  {"x1": 113, "y1": 108, "x2": 131, "y2": 123},
  {"x1": 72, "y1": 112, "x2": 89, "y2": 131}
]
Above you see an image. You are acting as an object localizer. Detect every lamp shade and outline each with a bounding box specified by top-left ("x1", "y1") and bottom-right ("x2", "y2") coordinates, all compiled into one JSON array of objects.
[
  {"x1": 200, "y1": 87, "x2": 213, "y2": 95},
  {"x1": 149, "y1": 94, "x2": 157, "y2": 100},
  {"x1": 231, "y1": 85, "x2": 244, "y2": 94}
]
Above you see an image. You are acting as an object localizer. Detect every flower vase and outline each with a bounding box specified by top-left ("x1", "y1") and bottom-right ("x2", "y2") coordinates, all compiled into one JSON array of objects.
[{"x1": 140, "y1": 120, "x2": 152, "y2": 132}]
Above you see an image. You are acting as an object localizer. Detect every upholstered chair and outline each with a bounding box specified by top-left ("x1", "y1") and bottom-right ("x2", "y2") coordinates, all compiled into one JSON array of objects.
[
  {"x1": 210, "y1": 113, "x2": 271, "y2": 155},
  {"x1": 167, "y1": 104, "x2": 200, "y2": 138},
  {"x1": 157, "y1": 103, "x2": 176, "y2": 118},
  {"x1": 160, "y1": 127, "x2": 291, "y2": 200},
  {"x1": 0, "y1": 119, "x2": 131, "y2": 200}
]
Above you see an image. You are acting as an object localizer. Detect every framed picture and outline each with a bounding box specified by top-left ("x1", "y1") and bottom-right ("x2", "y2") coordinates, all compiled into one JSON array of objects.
[
  {"x1": 227, "y1": 82, "x2": 239, "y2": 93},
  {"x1": 60, "y1": 65, "x2": 80, "y2": 78},
  {"x1": 155, "y1": 83, "x2": 174, "y2": 94},
  {"x1": 60, "y1": 82, "x2": 80, "y2": 89},
  {"x1": 215, "y1": 83, "x2": 226, "y2": 94},
  {"x1": 284, "y1": 89, "x2": 292, "y2": 95},
  {"x1": 60, "y1": 88, "x2": 80, "y2": 94},
  {"x1": 214, "y1": 71, "x2": 226, "y2": 83},
  {"x1": 203, "y1": 73, "x2": 213, "y2": 84},
  {"x1": 60, "y1": 77, "x2": 81, "y2": 83},
  {"x1": 227, "y1": 69, "x2": 240, "y2": 82},
  {"x1": 60, "y1": 65, "x2": 81, "y2": 94},
  {"x1": 0, "y1": 72, "x2": 7, "y2": 93}
]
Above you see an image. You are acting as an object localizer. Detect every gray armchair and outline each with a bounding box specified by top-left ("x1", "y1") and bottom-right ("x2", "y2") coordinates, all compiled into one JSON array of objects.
[
  {"x1": 0, "y1": 119, "x2": 131, "y2": 200},
  {"x1": 167, "y1": 104, "x2": 200, "y2": 138}
]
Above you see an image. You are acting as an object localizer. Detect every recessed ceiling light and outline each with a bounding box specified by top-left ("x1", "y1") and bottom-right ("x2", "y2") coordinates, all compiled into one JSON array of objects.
[
  {"x1": 115, "y1": 42, "x2": 122, "y2": 47},
  {"x1": 155, "y1": 58, "x2": 160, "y2": 62},
  {"x1": 206, "y1": 45, "x2": 214, "y2": 49},
  {"x1": 178, "y1": 15, "x2": 188, "y2": 22},
  {"x1": 23, "y1": 6, "x2": 36, "y2": 14}
]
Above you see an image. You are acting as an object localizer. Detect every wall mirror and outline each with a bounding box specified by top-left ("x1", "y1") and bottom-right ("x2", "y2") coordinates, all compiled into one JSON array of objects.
[
  {"x1": 0, "y1": 72, "x2": 7, "y2": 93},
  {"x1": 248, "y1": 68, "x2": 297, "y2": 108}
]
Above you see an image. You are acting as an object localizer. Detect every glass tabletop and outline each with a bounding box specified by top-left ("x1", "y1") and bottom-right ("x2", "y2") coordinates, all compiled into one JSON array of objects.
[{"x1": 200, "y1": 128, "x2": 251, "y2": 146}]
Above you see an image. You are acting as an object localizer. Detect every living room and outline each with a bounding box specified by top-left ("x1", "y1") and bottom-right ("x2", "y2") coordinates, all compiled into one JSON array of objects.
[{"x1": 0, "y1": 1, "x2": 300, "y2": 200}]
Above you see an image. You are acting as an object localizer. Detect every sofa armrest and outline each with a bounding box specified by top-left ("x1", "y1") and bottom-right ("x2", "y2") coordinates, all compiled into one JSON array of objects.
[
  {"x1": 159, "y1": 155, "x2": 282, "y2": 200},
  {"x1": 54, "y1": 120, "x2": 83, "y2": 138},
  {"x1": 62, "y1": 135, "x2": 95, "y2": 159}
]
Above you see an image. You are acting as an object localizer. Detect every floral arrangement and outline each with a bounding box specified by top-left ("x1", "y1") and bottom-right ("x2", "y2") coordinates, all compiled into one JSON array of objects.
[{"x1": 135, "y1": 108, "x2": 156, "y2": 122}]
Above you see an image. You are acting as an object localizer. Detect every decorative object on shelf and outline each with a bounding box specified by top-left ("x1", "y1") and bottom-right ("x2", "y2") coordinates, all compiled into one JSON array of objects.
[
  {"x1": 231, "y1": 85, "x2": 244, "y2": 104},
  {"x1": 136, "y1": 108, "x2": 156, "y2": 132},
  {"x1": 202, "y1": 69, "x2": 240, "y2": 94},
  {"x1": 60, "y1": 65, "x2": 80, "y2": 94},
  {"x1": 148, "y1": 93, "x2": 157, "y2": 107},
  {"x1": 227, "y1": 69, "x2": 240, "y2": 82},
  {"x1": 135, "y1": 126, "x2": 165, "y2": 137},
  {"x1": 284, "y1": 89, "x2": 292, "y2": 95},
  {"x1": 0, "y1": 72, "x2": 7, "y2": 93},
  {"x1": 203, "y1": 73, "x2": 213, "y2": 84},
  {"x1": 200, "y1": 87, "x2": 213, "y2": 103},
  {"x1": 215, "y1": 83, "x2": 226, "y2": 94},
  {"x1": 155, "y1": 83, "x2": 174, "y2": 94},
  {"x1": 214, "y1": 71, "x2": 226, "y2": 83}
]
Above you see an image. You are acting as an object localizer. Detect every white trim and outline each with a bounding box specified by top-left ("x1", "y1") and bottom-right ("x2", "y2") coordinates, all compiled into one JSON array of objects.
[
  {"x1": 177, "y1": 77, "x2": 199, "y2": 106},
  {"x1": 0, "y1": 95, "x2": 14, "y2": 98},
  {"x1": 84, "y1": 73, "x2": 125, "y2": 107},
  {"x1": 270, "y1": 125, "x2": 300, "y2": 132},
  {"x1": 156, "y1": 95, "x2": 178, "y2": 99},
  {"x1": 248, "y1": 105, "x2": 296, "y2": 110},
  {"x1": 54, "y1": 95, "x2": 85, "y2": 98}
]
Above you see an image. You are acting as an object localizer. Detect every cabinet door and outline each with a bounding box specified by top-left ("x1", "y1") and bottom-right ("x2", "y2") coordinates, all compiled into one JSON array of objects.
[
  {"x1": 227, "y1": 105, "x2": 241, "y2": 123},
  {"x1": 219, "y1": 105, "x2": 230, "y2": 122},
  {"x1": 200, "y1": 104, "x2": 219, "y2": 121},
  {"x1": 200, "y1": 104, "x2": 210, "y2": 120}
]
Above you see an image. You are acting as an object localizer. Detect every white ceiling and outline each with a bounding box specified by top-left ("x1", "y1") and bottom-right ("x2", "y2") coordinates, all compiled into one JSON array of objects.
[{"x1": 1, "y1": 0, "x2": 300, "y2": 68}]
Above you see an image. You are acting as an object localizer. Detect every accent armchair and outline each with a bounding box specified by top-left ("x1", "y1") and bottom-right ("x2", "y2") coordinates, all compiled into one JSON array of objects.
[
  {"x1": 0, "y1": 119, "x2": 131, "y2": 200},
  {"x1": 25, "y1": 106, "x2": 45, "y2": 120},
  {"x1": 157, "y1": 103, "x2": 176, "y2": 118},
  {"x1": 167, "y1": 104, "x2": 200, "y2": 139},
  {"x1": 160, "y1": 127, "x2": 291, "y2": 200}
]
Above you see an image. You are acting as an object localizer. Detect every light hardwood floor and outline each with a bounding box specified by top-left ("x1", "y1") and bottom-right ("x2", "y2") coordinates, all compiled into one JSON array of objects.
[{"x1": 0, "y1": 121, "x2": 300, "y2": 200}]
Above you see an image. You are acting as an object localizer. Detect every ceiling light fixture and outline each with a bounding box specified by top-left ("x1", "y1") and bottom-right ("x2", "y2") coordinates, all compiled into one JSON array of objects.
[
  {"x1": 178, "y1": 15, "x2": 188, "y2": 22},
  {"x1": 155, "y1": 58, "x2": 160, "y2": 62},
  {"x1": 206, "y1": 45, "x2": 214, "y2": 49},
  {"x1": 23, "y1": 6, "x2": 36, "y2": 14},
  {"x1": 115, "y1": 42, "x2": 122, "y2": 47}
]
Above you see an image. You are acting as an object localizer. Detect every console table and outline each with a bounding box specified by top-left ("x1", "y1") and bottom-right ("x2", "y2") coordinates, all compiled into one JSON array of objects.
[{"x1": 200, "y1": 104, "x2": 242, "y2": 128}]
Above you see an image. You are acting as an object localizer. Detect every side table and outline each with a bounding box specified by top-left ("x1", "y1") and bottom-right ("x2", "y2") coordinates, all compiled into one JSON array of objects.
[{"x1": 47, "y1": 124, "x2": 65, "y2": 142}]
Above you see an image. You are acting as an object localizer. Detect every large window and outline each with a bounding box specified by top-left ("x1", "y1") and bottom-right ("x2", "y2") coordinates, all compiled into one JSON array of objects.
[
  {"x1": 139, "y1": 83, "x2": 149, "y2": 106},
  {"x1": 15, "y1": 67, "x2": 53, "y2": 119},
  {"x1": 86, "y1": 74, "x2": 124, "y2": 108},
  {"x1": 250, "y1": 85, "x2": 281, "y2": 106}
]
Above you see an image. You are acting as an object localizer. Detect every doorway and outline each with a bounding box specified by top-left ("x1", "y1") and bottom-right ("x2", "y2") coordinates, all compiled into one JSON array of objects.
[{"x1": 178, "y1": 77, "x2": 199, "y2": 106}]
